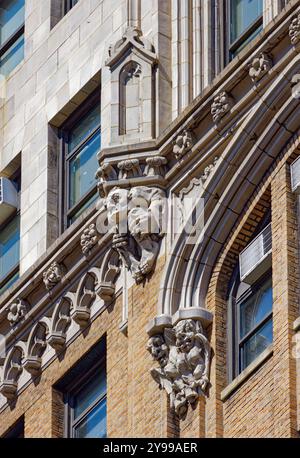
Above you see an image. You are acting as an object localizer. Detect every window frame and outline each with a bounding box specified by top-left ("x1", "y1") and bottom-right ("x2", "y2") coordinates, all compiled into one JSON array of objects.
[
  {"x1": 0, "y1": 1, "x2": 25, "y2": 76},
  {"x1": 64, "y1": 357, "x2": 106, "y2": 438},
  {"x1": 235, "y1": 271, "x2": 273, "y2": 373},
  {"x1": 59, "y1": 89, "x2": 101, "y2": 231},
  {"x1": 0, "y1": 170, "x2": 21, "y2": 296},
  {"x1": 64, "y1": 0, "x2": 79, "y2": 15},
  {"x1": 225, "y1": 0, "x2": 263, "y2": 62}
]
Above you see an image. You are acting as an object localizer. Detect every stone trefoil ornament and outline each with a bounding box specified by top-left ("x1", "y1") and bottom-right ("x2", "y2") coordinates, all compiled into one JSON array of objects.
[
  {"x1": 105, "y1": 185, "x2": 166, "y2": 284},
  {"x1": 289, "y1": 14, "x2": 300, "y2": 46},
  {"x1": 147, "y1": 319, "x2": 211, "y2": 420},
  {"x1": 81, "y1": 224, "x2": 99, "y2": 256},
  {"x1": 43, "y1": 262, "x2": 65, "y2": 291},
  {"x1": 211, "y1": 91, "x2": 233, "y2": 124},
  {"x1": 248, "y1": 52, "x2": 272, "y2": 83},
  {"x1": 173, "y1": 129, "x2": 193, "y2": 160}
]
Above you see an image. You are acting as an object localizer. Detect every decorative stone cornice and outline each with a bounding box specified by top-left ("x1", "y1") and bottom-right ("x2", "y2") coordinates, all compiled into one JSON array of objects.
[
  {"x1": 43, "y1": 262, "x2": 65, "y2": 291},
  {"x1": 211, "y1": 91, "x2": 234, "y2": 124},
  {"x1": 248, "y1": 52, "x2": 272, "y2": 83}
]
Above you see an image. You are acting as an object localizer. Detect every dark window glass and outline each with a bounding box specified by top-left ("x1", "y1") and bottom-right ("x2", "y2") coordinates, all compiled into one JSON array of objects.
[
  {"x1": 3, "y1": 417, "x2": 24, "y2": 438},
  {"x1": 238, "y1": 275, "x2": 273, "y2": 371},
  {"x1": 0, "y1": 0, "x2": 24, "y2": 76},
  {"x1": 62, "y1": 95, "x2": 101, "y2": 228},
  {"x1": 64, "y1": 0, "x2": 79, "y2": 15},
  {"x1": 229, "y1": 0, "x2": 263, "y2": 59},
  {"x1": 70, "y1": 364, "x2": 107, "y2": 438},
  {"x1": 0, "y1": 213, "x2": 20, "y2": 288}
]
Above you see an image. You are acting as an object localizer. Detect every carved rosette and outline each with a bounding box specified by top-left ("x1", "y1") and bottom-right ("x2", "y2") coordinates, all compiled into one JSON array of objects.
[
  {"x1": 248, "y1": 52, "x2": 272, "y2": 83},
  {"x1": 211, "y1": 91, "x2": 233, "y2": 124},
  {"x1": 7, "y1": 299, "x2": 28, "y2": 326},
  {"x1": 147, "y1": 318, "x2": 211, "y2": 420},
  {"x1": 81, "y1": 224, "x2": 99, "y2": 256},
  {"x1": 173, "y1": 130, "x2": 193, "y2": 160},
  {"x1": 43, "y1": 262, "x2": 65, "y2": 291},
  {"x1": 289, "y1": 14, "x2": 300, "y2": 47}
]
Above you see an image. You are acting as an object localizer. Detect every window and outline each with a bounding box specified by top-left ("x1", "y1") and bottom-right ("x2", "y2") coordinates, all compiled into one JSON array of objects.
[
  {"x1": 55, "y1": 339, "x2": 107, "y2": 438},
  {"x1": 0, "y1": 173, "x2": 20, "y2": 296},
  {"x1": 237, "y1": 274, "x2": 272, "y2": 371},
  {"x1": 60, "y1": 91, "x2": 101, "y2": 229},
  {"x1": 227, "y1": 0, "x2": 263, "y2": 60},
  {"x1": 68, "y1": 363, "x2": 107, "y2": 438},
  {"x1": 0, "y1": 0, "x2": 25, "y2": 76},
  {"x1": 3, "y1": 417, "x2": 24, "y2": 438},
  {"x1": 228, "y1": 217, "x2": 273, "y2": 378},
  {"x1": 64, "y1": 0, "x2": 79, "y2": 15}
]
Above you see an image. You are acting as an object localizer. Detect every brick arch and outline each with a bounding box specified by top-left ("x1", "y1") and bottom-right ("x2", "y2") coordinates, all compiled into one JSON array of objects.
[{"x1": 204, "y1": 131, "x2": 300, "y2": 438}]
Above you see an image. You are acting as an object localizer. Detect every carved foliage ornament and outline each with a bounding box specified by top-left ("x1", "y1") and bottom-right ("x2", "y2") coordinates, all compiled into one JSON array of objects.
[
  {"x1": 211, "y1": 91, "x2": 233, "y2": 124},
  {"x1": 105, "y1": 185, "x2": 166, "y2": 283},
  {"x1": 147, "y1": 319, "x2": 211, "y2": 420},
  {"x1": 173, "y1": 129, "x2": 193, "y2": 160},
  {"x1": 289, "y1": 14, "x2": 300, "y2": 46},
  {"x1": 81, "y1": 224, "x2": 99, "y2": 256},
  {"x1": 248, "y1": 52, "x2": 272, "y2": 83}
]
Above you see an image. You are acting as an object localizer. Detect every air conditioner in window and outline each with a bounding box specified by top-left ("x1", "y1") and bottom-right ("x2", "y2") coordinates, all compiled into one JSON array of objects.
[
  {"x1": 291, "y1": 156, "x2": 300, "y2": 193},
  {"x1": 0, "y1": 177, "x2": 18, "y2": 226},
  {"x1": 239, "y1": 223, "x2": 272, "y2": 284}
]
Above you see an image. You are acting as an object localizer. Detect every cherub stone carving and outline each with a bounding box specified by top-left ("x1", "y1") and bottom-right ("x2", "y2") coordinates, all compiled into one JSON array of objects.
[
  {"x1": 248, "y1": 52, "x2": 272, "y2": 83},
  {"x1": 173, "y1": 130, "x2": 193, "y2": 160},
  {"x1": 211, "y1": 91, "x2": 233, "y2": 124},
  {"x1": 43, "y1": 262, "x2": 65, "y2": 291},
  {"x1": 147, "y1": 319, "x2": 211, "y2": 420},
  {"x1": 289, "y1": 14, "x2": 300, "y2": 46},
  {"x1": 105, "y1": 185, "x2": 166, "y2": 283}
]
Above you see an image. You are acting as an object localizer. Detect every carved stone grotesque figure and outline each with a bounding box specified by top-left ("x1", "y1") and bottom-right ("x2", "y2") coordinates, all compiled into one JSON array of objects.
[
  {"x1": 105, "y1": 186, "x2": 166, "y2": 283},
  {"x1": 289, "y1": 14, "x2": 300, "y2": 46},
  {"x1": 147, "y1": 319, "x2": 211, "y2": 419},
  {"x1": 211, "y1": 91, "x2": 233, "y2": 124},
  {"x1": 173, "y1": 129, "x2": 193, "y2": 159},
  {"x1": 43, "y1": 262, "x2": 65, "y2": 290}
]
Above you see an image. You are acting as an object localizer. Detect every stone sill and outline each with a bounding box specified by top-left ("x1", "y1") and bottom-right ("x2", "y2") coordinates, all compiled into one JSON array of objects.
[{"x1": 220, "y1": 345, "x2": 273, "y2": 402}]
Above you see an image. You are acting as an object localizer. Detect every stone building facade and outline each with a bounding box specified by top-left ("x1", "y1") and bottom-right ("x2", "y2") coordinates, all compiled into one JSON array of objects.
[{"x1": 0, "y1": 0, "x2": 300, "y2": 438}]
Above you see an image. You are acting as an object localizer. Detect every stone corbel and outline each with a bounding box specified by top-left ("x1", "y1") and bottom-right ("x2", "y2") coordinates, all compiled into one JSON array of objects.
[
  {"x1": 144, "y1": 156, "x2": 168, "y2": 178},
  {"x1": 118, "y1": 159, "x2": 142, "y2": 179},
  {"x1": 7, "y1": 299, "x2": 29, "y2": 327},
  {"x1": 147, "y1": 307, "x2": 213, "y2": 420},
  {"x1": 0, "y1": 344, "x2": 25, "y2": 400}
]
